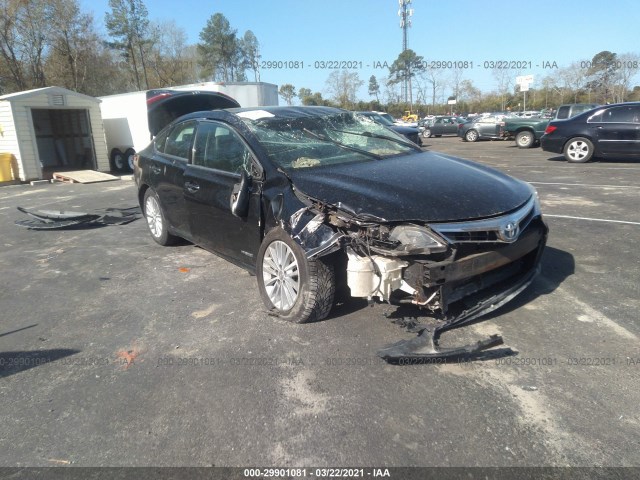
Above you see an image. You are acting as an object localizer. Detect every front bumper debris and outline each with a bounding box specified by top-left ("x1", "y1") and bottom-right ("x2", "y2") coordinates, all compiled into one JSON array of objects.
[
  {"x1": 377, "y1": 264, "x2": 540, "y2": 363},
  {"x1": 15, "y1": 206, "x2": 141, "y2": 229}
]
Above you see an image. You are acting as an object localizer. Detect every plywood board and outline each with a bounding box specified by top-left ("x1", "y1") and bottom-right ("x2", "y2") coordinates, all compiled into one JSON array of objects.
[{"x1": 52, "y1": 170, "x2": 119, "y2": 184}]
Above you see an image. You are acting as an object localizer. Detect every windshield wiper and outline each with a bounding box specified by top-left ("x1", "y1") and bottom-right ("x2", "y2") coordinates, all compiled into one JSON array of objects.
[
  {"x1": 302, "y1": 128, "x2": 383, "y2": 160},
  {"x1": 329, "y1": 129, "x2": 422, "y2": 151}
]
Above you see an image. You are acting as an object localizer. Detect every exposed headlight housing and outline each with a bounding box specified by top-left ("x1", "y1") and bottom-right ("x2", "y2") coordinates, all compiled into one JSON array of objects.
[{"x1": 389, "y1": 224, "x2": 448, "y2": 254}]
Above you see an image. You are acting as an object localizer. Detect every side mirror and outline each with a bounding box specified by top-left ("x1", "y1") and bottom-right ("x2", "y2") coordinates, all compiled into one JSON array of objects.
[{"x1": 230, "y1": 170, "x2": 252, "y2": 218}]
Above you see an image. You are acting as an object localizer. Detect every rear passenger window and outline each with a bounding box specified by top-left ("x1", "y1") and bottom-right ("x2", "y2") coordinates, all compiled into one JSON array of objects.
[
  {"x1": 556, "y1": 106, "x2": 570, "y2": 119},
  {"x1": 154, "y1": 129, "x2": 169, "y2": 152},
  {"x1": 193, "y1": 121, "x2": 251, "y2": 174},
  {"x1": 164, "y1": 121, "x2": 196, "y2": 159},
  {"x1": 601, "y1": 106, "x2": 640, "y2": 123}
]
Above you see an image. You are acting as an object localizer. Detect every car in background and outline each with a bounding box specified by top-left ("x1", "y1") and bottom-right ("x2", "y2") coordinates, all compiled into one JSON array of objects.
[
  {"x1": 502, "y1": 104, "x2": 601, "y2": 149},
  {"x1": 356, "y1": 111, "x2": 421, "y2": 145},
  {"x1": 134, "y1": 106, "x2": 547, "y2": 360},
  {"x1": 373, "y1": 111, "x2": 396, "y2": 124},
  {"x1": 540, "y1": 102, "x2": 640, "y2": 163},
  {"x1": 458, "y1": 115, "x2": 511, "y2": 142},
  {"x1": 554, "y1": 103, "x2": 599, "y2": 120},
  {"x1": 420, "y1": 116, "x2": 460, "y2": 138}
]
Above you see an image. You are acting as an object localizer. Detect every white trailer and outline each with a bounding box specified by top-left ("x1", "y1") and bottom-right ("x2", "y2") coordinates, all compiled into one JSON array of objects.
[{"x1": 99, "y1": 82, "x2": 278, "y2": 172}]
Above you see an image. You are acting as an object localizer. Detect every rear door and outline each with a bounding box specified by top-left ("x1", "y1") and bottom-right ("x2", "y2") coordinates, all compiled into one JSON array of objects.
[
  {"x1": 477, "y1": 116, "x2": 501, "y2": 137},
  {"x1": 594, "y1": 106, "x2": 640, "y2": 156},
  {"x1": 148, "y1": 120, "x2": 195, "y2": 238},
  {"x1": 183, "y1": 120, "x2": 263, "y2": 266},
  {"x1": 443, "y1": 117, "x2": 458, "y2": 135}
]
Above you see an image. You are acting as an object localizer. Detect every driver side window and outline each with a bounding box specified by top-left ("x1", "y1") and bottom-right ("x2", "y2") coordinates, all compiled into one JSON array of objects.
[{"x1": 193, "y1": 121, "x2": 252, "y2": 174}]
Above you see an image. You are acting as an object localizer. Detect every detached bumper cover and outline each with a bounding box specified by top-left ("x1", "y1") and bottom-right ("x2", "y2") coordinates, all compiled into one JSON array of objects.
[
  {"x1": 377, "y1": 264, "x2": 540, "y2": 361},
  {"x1": 378, "y1": 217, "x2": 547, "y2": 363}
]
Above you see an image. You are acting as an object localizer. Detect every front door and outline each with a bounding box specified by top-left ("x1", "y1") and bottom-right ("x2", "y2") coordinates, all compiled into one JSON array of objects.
[{"x1": 184, "y1": 120, "x2": 262, "y2": 266}]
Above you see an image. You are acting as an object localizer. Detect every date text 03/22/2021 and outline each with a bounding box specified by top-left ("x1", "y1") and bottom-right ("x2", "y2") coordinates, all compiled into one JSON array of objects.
[{"x1": 258, "y1": 59, "x2": 563, "y2": 70}]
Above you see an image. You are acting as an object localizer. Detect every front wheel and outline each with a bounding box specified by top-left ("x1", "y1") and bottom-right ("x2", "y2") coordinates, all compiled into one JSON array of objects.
[
  {"x1": 563, "y1": 137, "x2": 594, "y2": 163},
  {"x1": 257, "y1": 228, "x2": 335, "y2": 323},
  {"x1": 515, "y1": 130, "x2": 535, "y2": 148},
  {"x1": 423, "y1": 128, "x2": 432, "y2": 138},
  {"x1": 465, "y1": 129, "x2": 479, "y2": 142}
]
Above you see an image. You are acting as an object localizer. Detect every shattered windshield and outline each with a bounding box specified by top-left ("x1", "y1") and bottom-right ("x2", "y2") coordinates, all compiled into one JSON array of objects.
[{"x1": 238, "y1": 110, "x2": 419, "y2": 170}]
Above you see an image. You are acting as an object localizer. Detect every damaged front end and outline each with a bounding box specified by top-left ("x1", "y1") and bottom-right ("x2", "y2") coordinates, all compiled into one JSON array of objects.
[{"x1": 282, "y1": 189, "x2": 548, "y2": 362}]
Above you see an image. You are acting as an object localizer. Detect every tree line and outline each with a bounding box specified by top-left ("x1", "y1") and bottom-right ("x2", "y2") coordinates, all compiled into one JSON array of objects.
[
  {"x1": 0, "y1": 1, "x2": 260, "y2": 96},
  {"x1": 280, "y1": 49, "x2": 640, "y2": 117},
  {"x1": 1, "y1": 1, "x2": 638, "y2": 113}
]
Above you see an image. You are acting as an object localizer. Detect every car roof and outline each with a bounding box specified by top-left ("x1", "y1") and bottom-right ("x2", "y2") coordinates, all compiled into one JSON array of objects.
[{"x1": 176, "y1": 105, "x2": 347, "y2": 124}]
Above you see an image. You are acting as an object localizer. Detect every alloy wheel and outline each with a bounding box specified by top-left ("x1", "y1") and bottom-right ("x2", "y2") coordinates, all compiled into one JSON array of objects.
[
  {"x1": 145, "y1": 195, "x2": 163, "y2": 239},
  {"x1": 262, "y1": 240, "x2": 300, "y2": 311}
]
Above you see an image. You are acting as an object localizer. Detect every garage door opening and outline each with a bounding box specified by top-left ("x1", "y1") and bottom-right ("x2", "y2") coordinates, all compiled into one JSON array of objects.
[{"x1": 32, "y1": 109, "x2": 96, "y2": 179}]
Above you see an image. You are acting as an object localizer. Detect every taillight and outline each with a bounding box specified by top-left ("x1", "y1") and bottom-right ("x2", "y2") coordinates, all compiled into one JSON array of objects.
[
  {"x1": 146, "y1": 92, "x2": 172, "y2": 106},
  {"x1": 544, "y1": 125, "x2": 557, "y2": 135}
]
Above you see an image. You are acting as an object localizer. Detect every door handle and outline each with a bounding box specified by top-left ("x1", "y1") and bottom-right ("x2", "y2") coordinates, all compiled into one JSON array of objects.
[{"x1": 185, "y1": 181, "x2": 200, "y2": 193}]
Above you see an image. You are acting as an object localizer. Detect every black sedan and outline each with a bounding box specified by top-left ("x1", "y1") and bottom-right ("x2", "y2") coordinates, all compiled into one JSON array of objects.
[
  {"x1": 355, "y1": 111, "x2": 421, "y2": 145},
  {"x1": 541, "y1": 102, "x2": 640, "y2": 163},
  {"x1": 135, "y1": 106, "x2": 547, "y2": 359}
]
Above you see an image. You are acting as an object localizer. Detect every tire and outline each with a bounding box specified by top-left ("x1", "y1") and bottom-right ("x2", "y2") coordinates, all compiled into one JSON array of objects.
[
  {"x1": 257, "y1": 228, "x2": 335, "y2": 323},
  {"x1": 423, "y1": 128, "x2": 432, "y2": 138},
  {"x1": 124, "y1": 148, "x2": 136, "y2": 173},
  {"x1": 143, "y1": 189, "x2": 178, "y2": 246},
  {"x1": 563, "y1": 137, "x2": 594, "y2": 163},
  {"x1": 465, "y1": 129, "x2": 479, "y2": 142},
  {"x1": 110, "y1": 149, "x2": 125, "y2": 172},
  {"x1": 515, "y1": 130, "x2": 535, "y2": 148}
]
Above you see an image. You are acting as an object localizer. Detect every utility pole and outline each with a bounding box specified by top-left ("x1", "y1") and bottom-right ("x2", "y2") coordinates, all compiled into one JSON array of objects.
[{"x1": 398, "y1": 0, "x2": 413, "y2": 105}]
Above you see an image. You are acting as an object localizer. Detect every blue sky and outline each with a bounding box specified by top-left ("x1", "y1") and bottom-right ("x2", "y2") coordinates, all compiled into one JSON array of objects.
[{"x1": 81, "y1": 0, "x2": 640, "y2": 102}]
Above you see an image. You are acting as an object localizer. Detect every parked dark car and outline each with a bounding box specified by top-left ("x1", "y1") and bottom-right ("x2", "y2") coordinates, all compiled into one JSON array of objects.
[
  {"x1": 135, "y1": 106, "x2": 547, "y2": 359},
  {"x1": 420, "y1": 116, "x2": 460, "y2": 138},
  {"x1": 540, "y1": 102, "x2": 640, "y2": 163},
  {"x1": 458, "y1": 115, "x2": 509, "y2": 142},
  {"x1": 356, "y1": 111, "x2": 421, "y2": 145},
  {"x1": 502, "y1": 104, "x2": 600, "y2": 149}
]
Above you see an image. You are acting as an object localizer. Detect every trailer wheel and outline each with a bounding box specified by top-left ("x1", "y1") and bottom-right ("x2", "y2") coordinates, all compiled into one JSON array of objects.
[
  {"x1": 110, "y1": 149, "x2": 125, "y2": 172},
  {"x1": 124, "y1": 149, "x2": 136, "y2": 173}
]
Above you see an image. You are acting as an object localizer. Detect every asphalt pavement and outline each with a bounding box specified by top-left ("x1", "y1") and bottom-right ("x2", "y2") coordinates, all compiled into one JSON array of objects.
[{"x1": 0, "y1": 138, "x2": 638, "y2": 471}]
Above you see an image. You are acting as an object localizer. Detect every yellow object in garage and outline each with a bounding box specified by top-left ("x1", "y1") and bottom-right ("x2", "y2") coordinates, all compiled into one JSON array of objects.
[{"x1": 0, "y1": 153, "x2": 14, "y2": 181}]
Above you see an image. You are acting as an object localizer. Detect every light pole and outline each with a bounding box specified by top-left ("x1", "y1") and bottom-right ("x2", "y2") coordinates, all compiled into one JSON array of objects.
[{"x1": 398, "y1": 0, "x2": 413, "y2": 105}]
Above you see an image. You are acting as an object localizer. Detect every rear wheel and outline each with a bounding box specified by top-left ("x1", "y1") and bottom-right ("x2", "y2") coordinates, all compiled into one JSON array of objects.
[
  {"x1": 257, "y1": 228, "x2": 335, "y2": 323},
  {"x1": 143, "y1": 189, "x2": 178, "y2": 246},
  {"x1": 563, "y1": 137, "x2": 594, "y2": 163},
  {"x1": 515, "y1": 130, "x2": 535, "y2": 148},
  {"x1": 465, "y1": 129, "x2": 479, "y2": 142}
]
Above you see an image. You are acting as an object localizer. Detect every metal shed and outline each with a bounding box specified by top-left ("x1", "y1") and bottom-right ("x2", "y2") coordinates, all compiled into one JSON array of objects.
[{"x1": 0, "y1": 86, "x2": 109, "y2": 181}]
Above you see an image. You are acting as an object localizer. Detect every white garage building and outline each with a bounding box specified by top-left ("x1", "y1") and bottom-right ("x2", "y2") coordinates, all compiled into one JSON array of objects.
[{"x1": 0, "y1": 86, "x2": 109, "y2": 181}]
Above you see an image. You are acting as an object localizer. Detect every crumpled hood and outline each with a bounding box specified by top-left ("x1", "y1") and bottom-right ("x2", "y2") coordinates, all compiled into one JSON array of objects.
[{"x1": 287, "y1": 151, "x2": 533, "y2": 222}]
